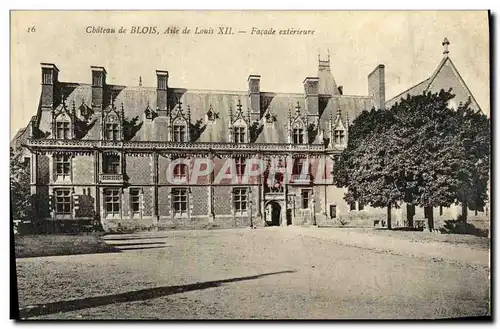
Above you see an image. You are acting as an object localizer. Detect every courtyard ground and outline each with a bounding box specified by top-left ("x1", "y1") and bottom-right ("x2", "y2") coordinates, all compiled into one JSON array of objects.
[{"x1": 15, "y1": 227, "x2": 490, "y2": 319}]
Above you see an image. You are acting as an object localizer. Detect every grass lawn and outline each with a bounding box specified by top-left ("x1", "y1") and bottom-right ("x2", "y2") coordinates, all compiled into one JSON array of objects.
[{"x1": 14, "y1": 234, "x2": 119, "y2": 258}]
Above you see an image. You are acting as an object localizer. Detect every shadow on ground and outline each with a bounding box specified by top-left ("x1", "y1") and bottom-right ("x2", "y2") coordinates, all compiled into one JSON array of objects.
[{"x1": 18, "y1": 270, "x2": 296, "y2": 319}]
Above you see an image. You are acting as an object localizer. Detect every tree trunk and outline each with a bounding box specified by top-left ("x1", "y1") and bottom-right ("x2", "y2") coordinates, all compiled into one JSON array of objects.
[
  {"x1": 461, "y1": 200, "x2": 468, "y2": 224},
  {"x1": 425, "y1": 206, "x2": 434, "y2": 232},
  {"x1": 387, "y1": 204, "x2": 392, "y2": 230},
  {"x1": 407, "y1": 203, "x2": 414, "y2": 228}
]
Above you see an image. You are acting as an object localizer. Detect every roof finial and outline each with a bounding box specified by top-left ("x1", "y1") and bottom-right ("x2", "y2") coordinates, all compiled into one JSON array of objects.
[
  {"x1": 327, "y1": 48, "x2": 330, "y2": 62},
  {"x1": 295, "y1": 101, "x2": 301, "y2": 114},
  {"x1": 139, "y1": 76, "x2": 142, "y2": 87},
  {"x1": 442, "y1": 37, "x2": 450, "y2": 56},
  {"x1": 317, "y1": 49, "x2": 320, "y2": 62}
]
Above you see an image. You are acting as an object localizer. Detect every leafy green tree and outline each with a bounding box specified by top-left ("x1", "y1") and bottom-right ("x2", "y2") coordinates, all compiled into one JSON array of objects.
[
  {"x1": 333, "y1": 90, "x2": 490, "y2": 231},
  {"x1": 10, "y1": 147, "x2": 31, "y2": 225}
]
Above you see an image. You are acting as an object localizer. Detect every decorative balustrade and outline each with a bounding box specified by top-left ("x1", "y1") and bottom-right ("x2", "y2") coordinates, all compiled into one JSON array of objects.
[
  {"x1": 99, "y1": 173, "x2": 124, "y2": 184},
  {"x1": 26, "y1": 138, "x2": 326, "y2": 152},
  {"x1": 290, "y1": 174, "x2": 313, "y2": 184}
]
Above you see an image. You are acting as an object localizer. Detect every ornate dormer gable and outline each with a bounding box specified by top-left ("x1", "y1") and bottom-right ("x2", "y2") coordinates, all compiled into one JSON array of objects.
[
  {"x1": 263, "y1": 108, "x2": 277, "y2": 126},
  {"x1": 101, "y1": 94, "x2": 124, "y2": 141},
  {"x1": 287, "y1": 101, "x2": 309, "y2": 144},
  {"x1": 52, "y1": 91, "x2": 75, "y2": 139},
  {"x1": 329, "y1": 107, "x2": 348, "y2": 148},
  {"x1": 206, "y1": 104, "x2": 219, "y2": 124},
  {"x1": 144, "y1": 101, "x2": 157, "y2": 121},
  {"x1": 169, "y1": 98, "x2": 191, "y2": 142},
  {"x1": 228, "y1": 99, "x2": 250, "y2": 143}
]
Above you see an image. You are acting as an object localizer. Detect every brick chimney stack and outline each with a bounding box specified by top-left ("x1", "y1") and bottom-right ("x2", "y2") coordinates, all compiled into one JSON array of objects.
[
  {"x1": 368, "y1": 64, "x2": 385, "y2": 110},
  {"x1": 91, "y1": 66, "x2": 107, "y2": 110},
  {"x1": 156, "y1": 70, "x2": 169, "y2": 116},
  {"x1": 40, "y1": 63, "x2": 59, "y2": 111}
]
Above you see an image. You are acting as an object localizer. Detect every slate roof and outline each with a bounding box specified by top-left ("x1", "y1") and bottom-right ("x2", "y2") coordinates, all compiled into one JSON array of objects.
[{"x1": 33, "y1": 65, "x2": 376, "y2": 144}]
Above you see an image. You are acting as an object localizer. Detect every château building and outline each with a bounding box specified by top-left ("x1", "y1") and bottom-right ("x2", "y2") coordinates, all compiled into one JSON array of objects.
[{"x1": 17, "y1": 39, "x2": 486, "y2": 231}]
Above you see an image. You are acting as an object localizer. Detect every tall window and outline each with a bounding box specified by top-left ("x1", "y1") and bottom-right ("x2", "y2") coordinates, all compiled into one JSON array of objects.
[
  {"x1": 293, "y1": 159, "x2": 304, "y2": 176},
  {"x1": 173, "y1": 125, "x2": 186, "y2": 142},
  {"x1": 293, "y1": 128, "x2": 304, "y2": 144},
  {"x1": 301, "y1": 190, "x2": 311, "y2": 209},
  {"x1": 234, "y1": 126, "x2": 246, "y2": 143},
  {"x1": 334, "y1": 129, "x2": 345, "y2": 145},
  {"x1": 233, "y1": 188, "x2": 248, "y2": 214},
  {"x1": 173, "y1": 163, "x2": 188, "y2": 179},
  {"x1": 56, "y1": 122, "x2": 71, "y2": 139},
  {"x1": 55, "y1": 154, "x2": 71, "y2": 179},
  {"x1": 104, "y1": 188, "x2": 121, "y2": 215},
  {"x1": 235, "y1": 157, "x2": 246, "y2": 177},
  {"x1": 103, "y1": 154, "x2": 120, "y2": 174},
  {"x1": 54, "y1": 189, "x2": 71, "y2": 215},
  {"x1": 329, "y1": 204, "x2": 337, "y2": 219},
  {"x1": 130, "y1": 189, "x2": 141, "y2": 215},
  {"x1": 105, "y1": 123, "x2": 120, "y2": 141},
  {"x1": 172, "y1": 188, "x2": 188, "y2": 216}
]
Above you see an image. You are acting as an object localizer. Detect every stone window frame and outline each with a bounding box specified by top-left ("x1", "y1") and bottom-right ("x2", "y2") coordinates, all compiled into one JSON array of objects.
[
  {"x1": 102, "y1": 153, "x2": 121, "y2": 175},
  {"x1": 292, "y1": 128, "x2": 305, "y2": 145},
  {"x1": 171, "y1": 187, "x2": 189, "y2": 218},
  {"x1": 129, "y1": 188, "x2": 142, "y2": 219},
  {"x1": 232, "y1": 187, "x2": 249, "y2": 216},
  {"x1": 53, "y1": 188, "x2": 72, "y2": 217},
  {"x1": 300, "y1": 189, "x2": 312, "y2": 210},
  {"x1": 54, "y1": 153, "x2": 72, "y2": 181},
  {"x1": 104, "y1": 188, "x2": 121, "y2": 217}
]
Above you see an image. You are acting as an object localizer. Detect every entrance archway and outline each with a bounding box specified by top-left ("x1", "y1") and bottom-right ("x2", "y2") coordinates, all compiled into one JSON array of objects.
[{"x1": 266, "y1": 201, "x2": 282, "y2": 226}]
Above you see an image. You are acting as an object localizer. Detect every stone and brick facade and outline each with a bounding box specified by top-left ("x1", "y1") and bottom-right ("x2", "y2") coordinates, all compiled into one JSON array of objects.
[{"x1": 18, "y1": 39, "x2": 487, "y2": 231}]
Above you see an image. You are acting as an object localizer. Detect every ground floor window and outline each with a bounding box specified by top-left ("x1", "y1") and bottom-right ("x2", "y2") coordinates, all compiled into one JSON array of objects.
[
  {"x1": 54, "y1": 188, "x2": 71, "y2": 215},
  {"x1": 358, "y1": 202, "x2": 364, "y2": 211},
  {"x1": 104, "y1": 188, "x2": 121, "y2": 215},
  {"x1": 233, "y1": 188, "x2": 248, "y2": 214},
  {"x1": 130, "y1": 188, "x2": 141, "y2": 215},
  {"x1": 301, "y1": 189, "x2": 311, "y2": 209},
  {"x1": 329, "y1": 204, "x2": 337, "y2": 219},
  {"x1": 350, "y1": 202, "x2": 356, "y2": 211},
  {"x1": 172, "y1": 188, "x2": 188, "y2": 216}
]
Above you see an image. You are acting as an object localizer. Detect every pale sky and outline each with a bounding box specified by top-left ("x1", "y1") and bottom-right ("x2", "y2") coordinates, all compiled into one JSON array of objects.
[{"x1": 10, "y1": 11, "x2": 490, "y2": 138}]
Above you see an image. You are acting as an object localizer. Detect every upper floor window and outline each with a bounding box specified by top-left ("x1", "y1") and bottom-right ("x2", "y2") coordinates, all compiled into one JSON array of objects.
[
  {"x1": 293, "y1": 128, "x2": 304, "y2": 144},
  {"x1": 105, "y1": 123, "x2": 120, "y2": 141},
  {"x1": 234, "y1": 126, "x2": 246, "y2": 143},
  {"x1": 103, "y1": 154, "x2": 120, "y2": 174},
  {"x1": 54, "y1": 188, "x2": 71, "y2": 215},
  {"x1": 173, "y1": 125, "x2": 186, "y2": 142},
  {"x1": 55, "y1": 154, "x2": 71, "y2": 179},
  {"x1": 334, "y1": 129, "x2": 345, "y2": 145},
  {"x1": 173, "y1": 163, "x2": 188, "y2": 179},
  {"x1": 292, "y1": 159, "x2": 304, "y2": 176},
  {"x1": 235, "y1": 157, "x2": 246, "y2": 177},
  {"x1": 56, "y1": 122, "x2": 71, "y2": 139}
]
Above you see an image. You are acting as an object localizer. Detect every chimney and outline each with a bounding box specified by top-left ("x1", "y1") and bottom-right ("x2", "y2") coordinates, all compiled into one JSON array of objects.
[
  {"x1": 156, "y1": 70, "x2": 169, "y2": 116},
  {"x1": 91, "y1": 66, "x2": 107, "y2": 110},
  {"x1": 337, "y1": 86, "x2": 343, "y2": 95},
  {"x1": 368, "y1": 64, "x2": 385, "y2": 110},
  {"x1": 248, "y1": 75, "x2": 261, "y2": 121},
  {"x1": 303, "y1": 77, "x2": 319, "y2": 116},
  {"x1": 40, "y1": 63, "x2": 59, "y2": 111}
]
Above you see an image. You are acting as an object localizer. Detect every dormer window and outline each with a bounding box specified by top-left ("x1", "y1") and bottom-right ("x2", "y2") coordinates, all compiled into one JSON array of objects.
[
  {"x1": 56, "y1": 121, "x2": 71, "y2": 139},
  {"x1": 105, "y1": 123, "x2": 120, "y2": 141},
  {"x1": 293, "y1": 128, "x2": 304, "y2": 144},
  {"x1": 234, "y1": 126, "x2": 246, "y2": 143},
  {"x1": 334, "y1": 129, "x2": 345, "y2": 145},
  {"x1": 173, "y1": 124, "x2": 186, "y2": 142}
]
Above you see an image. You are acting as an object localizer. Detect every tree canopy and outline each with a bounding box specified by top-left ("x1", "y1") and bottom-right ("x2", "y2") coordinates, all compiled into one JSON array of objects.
[{"x1": 333, "y1": 89, "x2": 490, "y2": 229}]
